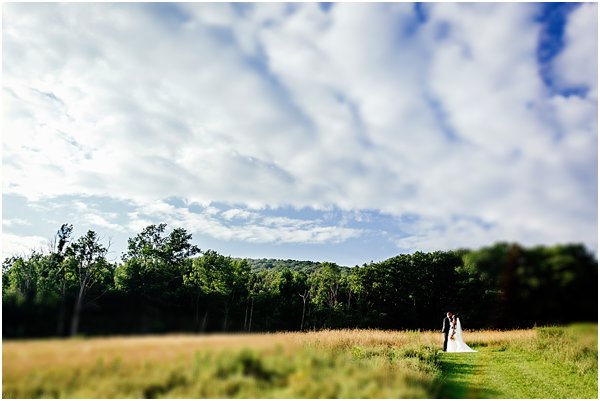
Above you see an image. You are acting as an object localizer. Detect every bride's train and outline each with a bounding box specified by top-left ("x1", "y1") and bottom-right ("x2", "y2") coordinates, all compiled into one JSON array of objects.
[{"x1": 446, "y1": 317, "x2": 477, "y2": 353}]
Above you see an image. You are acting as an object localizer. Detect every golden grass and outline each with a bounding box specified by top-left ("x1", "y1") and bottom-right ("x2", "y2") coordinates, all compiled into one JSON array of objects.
[
  {"x1": 4, "y1": 328, "x2": 525, "y2": 371},
  {"x1": 2, "y1": 330, "x2": 520, "y2": 368},
  {"x1": 0, "y1": 328, "x2": 562, "y2": 398}
]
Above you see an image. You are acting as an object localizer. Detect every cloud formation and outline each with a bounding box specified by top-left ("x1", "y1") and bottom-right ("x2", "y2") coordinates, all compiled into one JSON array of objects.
[
  {"x1": 127, "y1": 200, "x2": 362, "y2": 245},
  {"x1": 2, "y1": 3, "x2": 597, "y2": 262}
]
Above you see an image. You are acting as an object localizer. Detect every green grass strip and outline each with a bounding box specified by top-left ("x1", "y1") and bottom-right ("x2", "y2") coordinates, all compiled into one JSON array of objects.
[{"x1": 438, "y1": 346, "x2": 597, "y2": 398}]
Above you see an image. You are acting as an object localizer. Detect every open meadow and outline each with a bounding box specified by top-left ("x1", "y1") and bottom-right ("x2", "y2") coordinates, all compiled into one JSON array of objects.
[{"x1": 3, "y1": 324, "x2": 597, "y2": 398}]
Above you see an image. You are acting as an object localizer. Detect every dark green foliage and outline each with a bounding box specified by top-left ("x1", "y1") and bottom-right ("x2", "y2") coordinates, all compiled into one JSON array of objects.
[
  {"x1": 114, "y1": 224, "x2": 200, "y2": 333},
  {"x1": 183, "y1": 251, "x2": 250, "y2": 331},
  {"x1": 66, "y1": 230, "x2": 113, "y2": 335},
  {"x1": 2, "y1": 224, "x2": 597, "y2": 338},
  {"x1": 457, "y1": 242, "x2": 598, "y2": 328},
  {"x1": 243, "y1": 258, "x2": 325, "y2": 272}
]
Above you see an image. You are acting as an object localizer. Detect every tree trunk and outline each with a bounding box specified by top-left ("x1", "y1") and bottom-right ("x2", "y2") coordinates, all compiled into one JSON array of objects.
[
  {"x1": 243, "y1": 300, "x2": 249, "y2": 331},
  {"x1": 195, "y1": 291, "x2": 201, "y2": 331},
  {"x1": 70, "y1": 286, "x2": 85, "y2": 336},
  {"x1": 57, "y1": 301, "x2": 65, "y2": 336},
  {"x1": 248, "y1": 298, "x2": 254, "y2": 332},
  {"x1": 139, "y1": 296, "x2": 149, "y2": 333},
  {"x1": 56, "y1": 282, "x2": 67, "y2": 337},
  {"x1": 222, "y1": 302, "x2": 229, "y2": 332},
  {"x1": 301, "y1": 297, "x2": 306, "y2": 331},
  {"x1": 299, "y1": 290, "x2": 309, "y2": 331},
  {"x1": 200, "y1": 311, "x2": 208, "y2": 332},
  {"x1": 57, "y1": 299, "x2": 66, "y2": 337}
]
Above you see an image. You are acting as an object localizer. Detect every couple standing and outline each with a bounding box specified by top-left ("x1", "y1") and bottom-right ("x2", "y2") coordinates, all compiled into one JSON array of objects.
[{"x1": 442, "y1": 311, "x2": 477, "y2": 352}]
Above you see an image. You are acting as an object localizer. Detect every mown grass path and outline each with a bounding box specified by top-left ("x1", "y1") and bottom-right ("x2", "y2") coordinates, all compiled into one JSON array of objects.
[{"x1": 438, "y1": 346, "x2": 598, "y2": 398}]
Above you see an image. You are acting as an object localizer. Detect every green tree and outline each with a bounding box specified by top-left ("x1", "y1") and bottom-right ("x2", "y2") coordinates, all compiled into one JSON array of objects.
[
  {"x1": 115, "y1": 224, "x2": 200, "y2": 331},
  {"x1": 45, "y1": 224, "x2": 75, "y2": 336},
  {"x1": 244, "y1": 269, "x2": 274, "y2": 331},
  {"x1": 2, "y1": 253, "x2": 41, "y2": 304},
  {"x1": 117, "y1": 224, "x2": 200, "y2": 295},
  {"x1": 66, "y1": 230, "x2": 111, "y2": 336},
  {"x1": 308, "y1": 262, "x2": 343, "y2": 327},
  {"x1": 183, "y1": 251, "x2": 247, "y2": 331}
]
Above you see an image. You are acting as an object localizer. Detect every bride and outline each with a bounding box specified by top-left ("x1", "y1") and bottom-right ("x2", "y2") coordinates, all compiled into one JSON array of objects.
[{"x1": 446, "y1": 314, "x2": 477, "y2": 353}]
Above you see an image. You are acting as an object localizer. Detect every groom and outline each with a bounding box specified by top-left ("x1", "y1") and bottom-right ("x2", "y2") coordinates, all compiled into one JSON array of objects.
[{"x1": 442, "y1": 311, "x2": 453, "y2": 351}]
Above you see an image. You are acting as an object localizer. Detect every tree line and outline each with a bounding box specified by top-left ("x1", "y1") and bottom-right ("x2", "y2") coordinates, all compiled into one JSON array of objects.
[{"x1": 3, "y1": 223, "x2": 597, "y2": 338}]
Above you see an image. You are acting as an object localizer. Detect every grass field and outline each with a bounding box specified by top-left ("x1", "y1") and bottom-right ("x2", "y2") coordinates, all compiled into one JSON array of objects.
[
  {"x1": 439, "y1": 324, "x2": 598, "y2": 398},
  {"x1": 3, "y1": 324, "x2": 597, "y2": 398}
]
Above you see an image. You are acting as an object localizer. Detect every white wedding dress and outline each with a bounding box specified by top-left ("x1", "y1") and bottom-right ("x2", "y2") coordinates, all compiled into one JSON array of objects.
[{"x1": 446, "y1": 317, "x2": 477, "y2": 353}]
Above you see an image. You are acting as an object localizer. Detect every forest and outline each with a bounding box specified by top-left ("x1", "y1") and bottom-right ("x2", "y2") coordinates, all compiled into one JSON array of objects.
[{"x1": 2, "y1": 223, "x2": 597, "y2": 338}]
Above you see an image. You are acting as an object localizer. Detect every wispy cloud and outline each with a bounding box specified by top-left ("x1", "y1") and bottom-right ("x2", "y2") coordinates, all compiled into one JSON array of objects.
[
  {"x1": 128, "y1": 201, "x2": 362, "y2": 245},
  {"x1": 2, "y1": 3, "x2": 597, "y2": 263},
  {"x1": 2, "y1": 233, "x2": 49, "y2": 257},
  {"x1": 552, "y1": 3, "x2": 598, "y2": 94}
]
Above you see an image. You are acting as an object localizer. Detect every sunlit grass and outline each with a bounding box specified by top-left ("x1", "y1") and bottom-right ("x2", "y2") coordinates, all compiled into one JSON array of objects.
[
  {"x1": 3, "y1": 330, "x2": 443, "y2": 398},
  {"x1": 439, "y1": 323, "x2": 598, "y2": 399},
  {"x1": 3, "y1": 325, "x2": 597, "y2": 398}
]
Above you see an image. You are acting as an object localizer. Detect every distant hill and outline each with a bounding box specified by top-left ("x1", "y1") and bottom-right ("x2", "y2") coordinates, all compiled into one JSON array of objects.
[{"x1": 239, "y1": 258, "x2": 350, "y2": 272}]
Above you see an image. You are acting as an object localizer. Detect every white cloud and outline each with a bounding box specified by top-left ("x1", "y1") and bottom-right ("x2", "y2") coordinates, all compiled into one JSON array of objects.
[
  {"x1": 2, "y1": 218, "x2": 31, "y2": 227},
  {"x1": 82, "y1": 212, "x2": 125, "y2": 233},
  {"x1": 552, "y1": 3, "x2": 598, "y2": 96},
  {"x1": 2, "y1": 233, "x2": 50, "y2": 259},
  {"x1": 394, "y1": 216, "x2": 500, "y2": 253},
  {"x1": 129, "y1": 201, "x2": 361, "y2": 245},
  {"x1": 2, "y1": 3, "x2": 597, "y2": 256},
  {"x1": 222, "y1": 208, "x2": 258, "y2": 221}
]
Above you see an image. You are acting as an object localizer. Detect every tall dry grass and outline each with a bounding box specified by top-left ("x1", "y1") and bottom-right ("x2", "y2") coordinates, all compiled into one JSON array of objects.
[
  {"x1": 2, "y1": 327, "x2": 592, "y2": 398},
  {"x1": 4, "y1": 329, "x2": 446, "y2": 398}
]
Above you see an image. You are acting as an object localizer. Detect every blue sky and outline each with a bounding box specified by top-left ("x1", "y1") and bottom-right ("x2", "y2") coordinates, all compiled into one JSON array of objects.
[{"x1": 2, "y1": 3, "x2": 598, "y2": 266}]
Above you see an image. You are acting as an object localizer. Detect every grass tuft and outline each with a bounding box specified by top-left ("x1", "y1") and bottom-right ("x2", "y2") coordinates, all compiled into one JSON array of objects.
[{"x1": 3, "y1": 324, "x2": 597, "y2": 398}]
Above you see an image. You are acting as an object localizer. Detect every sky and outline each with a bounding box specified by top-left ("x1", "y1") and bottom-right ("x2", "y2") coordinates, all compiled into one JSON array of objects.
[{"x1": 2, "y1": 2, "x2": 598, "y2": 266}]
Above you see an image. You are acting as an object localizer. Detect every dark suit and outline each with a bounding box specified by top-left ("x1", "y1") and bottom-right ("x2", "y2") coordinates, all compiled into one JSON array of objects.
[{"x1": 442, "y1": 316, "x2": 451, "y2": 351}]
